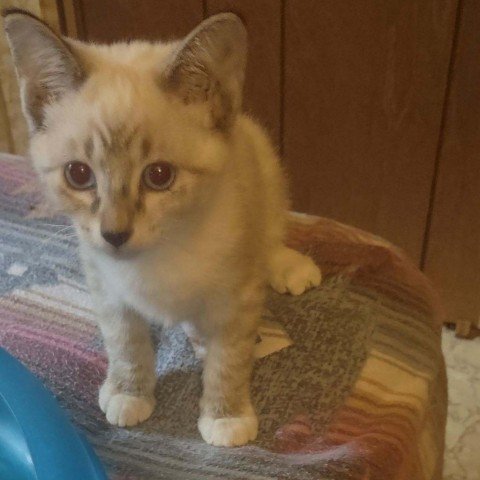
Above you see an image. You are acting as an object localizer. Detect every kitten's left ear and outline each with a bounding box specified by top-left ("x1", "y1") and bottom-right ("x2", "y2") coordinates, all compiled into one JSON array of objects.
[
  {"x1": 3, "y1": 9, "x2": 85, "y2": 132},
  {"x1": 162, "y1": 13, "x2": 247, "y2": 130}
]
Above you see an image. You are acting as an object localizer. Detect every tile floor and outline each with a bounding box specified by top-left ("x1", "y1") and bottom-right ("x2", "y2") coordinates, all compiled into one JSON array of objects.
[{"x1": 442, "y1": 329, "x2": 480, "y2": 479}]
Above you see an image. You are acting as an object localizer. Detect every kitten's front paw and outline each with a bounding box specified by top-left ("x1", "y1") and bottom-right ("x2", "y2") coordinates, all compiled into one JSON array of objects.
[
  {"x1": 269, "y1": 247, "x2": 321, "y2": 296},
  {"x1": 198, "y1": 414, "x2": 258, "y2": 447},
  {"x1": 99, "y1": 382, "x2": 155, "y2": 427}
]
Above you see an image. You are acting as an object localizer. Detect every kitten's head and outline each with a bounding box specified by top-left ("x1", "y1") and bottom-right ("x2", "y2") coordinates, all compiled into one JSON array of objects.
[{"x1": 3, "y1": 9, "x2": 247, "y2": 255}]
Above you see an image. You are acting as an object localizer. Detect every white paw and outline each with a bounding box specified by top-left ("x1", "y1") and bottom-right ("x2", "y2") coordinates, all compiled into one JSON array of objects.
[
  {"x1": 99, "y1": 382, "x2": 155, "y2": 427},
  {"x1": 198, "y1": 414, "x2": 258, "y2": 447},
  {"x1": 191, "y1": 343, "x2": 207, "y2": 361},
  {"x1": 268, "y1": 247, "x2": 321, "y2": 296}
]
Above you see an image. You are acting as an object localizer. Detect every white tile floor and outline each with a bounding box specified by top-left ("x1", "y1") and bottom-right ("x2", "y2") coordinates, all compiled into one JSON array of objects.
[{"x1": 442, "y1": 329, "x2": 480, "y2": 479}]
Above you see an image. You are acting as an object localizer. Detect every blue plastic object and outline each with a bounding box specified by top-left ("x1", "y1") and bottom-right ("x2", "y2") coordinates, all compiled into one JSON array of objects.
[{"x1": 0, "y1": 347, "x2": 108, "y2": 480}]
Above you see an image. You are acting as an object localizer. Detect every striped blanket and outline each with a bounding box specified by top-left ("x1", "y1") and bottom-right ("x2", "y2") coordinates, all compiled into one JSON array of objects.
[{"x1": 0, "y1": 153, "x2": 447, "y2": 479}]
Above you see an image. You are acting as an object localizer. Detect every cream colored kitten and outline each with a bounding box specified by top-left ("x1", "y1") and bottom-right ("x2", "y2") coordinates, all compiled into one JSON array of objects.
[{"x1": 4, "y1": 9, "x2": 321, "y2": 447}]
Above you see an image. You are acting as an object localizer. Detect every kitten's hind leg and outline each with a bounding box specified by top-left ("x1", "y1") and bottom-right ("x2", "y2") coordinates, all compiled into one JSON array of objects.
[
  {"x1": 268, "y1": 245, "x2": 321, "y2": 295},
  {"x1": 97, "y1": 306, "x2": 156, "y2": 427},
  {"x1": 182, "y1": 322, "x2": 207, "y2": 361}
]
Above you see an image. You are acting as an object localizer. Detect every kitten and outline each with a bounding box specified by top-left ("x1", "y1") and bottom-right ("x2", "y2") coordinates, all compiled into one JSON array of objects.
[{"x1": 4, "y1": 9, "x2": 321, "y2": 447}]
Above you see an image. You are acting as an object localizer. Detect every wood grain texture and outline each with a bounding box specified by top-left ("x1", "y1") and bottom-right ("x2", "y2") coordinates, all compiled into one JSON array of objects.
[
  {"x1": 206, "y1": 0, "x2": 282, "y2": 146},
  {"x1": 424, "y1": 0, "x2": 480, "y2": 324},
  {"x1": 74, "y1": 0, "x2": 203, "y2": 42},
  {"x1": 39, "y1": 0, "x2": 61, "y2": 33},
  {"x1": 57, "y1": 0, "x2": 79, "y2": 37},
  {"x1": 283, "y1": 0, "x2": 458, "y2": 261}
]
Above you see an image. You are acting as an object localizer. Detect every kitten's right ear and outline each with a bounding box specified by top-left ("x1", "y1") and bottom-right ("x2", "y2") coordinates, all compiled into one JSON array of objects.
[{"x1": 2, "y1": 9, "x2": 85, "y2": 132}]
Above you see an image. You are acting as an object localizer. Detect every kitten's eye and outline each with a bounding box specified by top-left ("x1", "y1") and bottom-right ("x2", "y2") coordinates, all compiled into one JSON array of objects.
[
  {"x1": 142, "y1": 162, "x2": 175, "y2": 191},
  {"x1": 64, "y1": 161, "x2": 95, "y2": 190}
]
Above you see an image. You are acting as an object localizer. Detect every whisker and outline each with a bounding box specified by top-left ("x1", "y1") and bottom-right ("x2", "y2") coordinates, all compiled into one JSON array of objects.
[
  {"x1": 42, "y1": 223, "x2": 74, "y2": 229},
  {"x1": 30, "y1": 225, "x2": 78, "y2": 254}
]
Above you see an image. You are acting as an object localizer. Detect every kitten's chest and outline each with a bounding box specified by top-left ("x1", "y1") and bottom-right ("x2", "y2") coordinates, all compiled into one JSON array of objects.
[{"x1": 97, "y1": 252, "x2": 206, "y2": 325}]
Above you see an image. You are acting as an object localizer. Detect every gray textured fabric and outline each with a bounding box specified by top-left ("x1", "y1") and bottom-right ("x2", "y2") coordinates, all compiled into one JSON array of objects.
[{"x1": 81, "y1": 283, "x2": 373, "y2": 480}]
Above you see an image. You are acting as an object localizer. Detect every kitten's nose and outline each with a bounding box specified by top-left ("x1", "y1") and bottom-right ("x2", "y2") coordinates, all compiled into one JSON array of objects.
[{"x1": 101, "y1": 230, "x2": 132, "y2": 248}]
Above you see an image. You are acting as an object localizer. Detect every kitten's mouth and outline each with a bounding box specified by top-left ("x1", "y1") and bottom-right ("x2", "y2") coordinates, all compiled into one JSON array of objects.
[
  {"x1": 98, "y1": 242, "x2": 142, "y2": 259},
  {"x1": 109, "y1": 246, "x2": 141, "y2": 259}
]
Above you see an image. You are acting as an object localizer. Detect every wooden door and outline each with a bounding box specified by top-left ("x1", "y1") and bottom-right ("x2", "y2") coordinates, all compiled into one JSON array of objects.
[
  {"x1": 70, "y1": 0, "x2": 203, "y2": 41},
  {"x1": 283, "y1": 0, "x2": 458, "y2": 262},
  {"x1": 424, "y1": 0, "x2": 480, "y2": 326}
]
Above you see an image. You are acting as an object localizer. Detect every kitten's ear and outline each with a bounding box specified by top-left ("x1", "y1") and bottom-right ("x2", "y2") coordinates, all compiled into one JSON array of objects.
[
  {"x1": 162, "y1": 13, "x2": 247, "y2": 129},
  {"x1": 3, "y1": 9, "x2": 85, "y2": 132}
]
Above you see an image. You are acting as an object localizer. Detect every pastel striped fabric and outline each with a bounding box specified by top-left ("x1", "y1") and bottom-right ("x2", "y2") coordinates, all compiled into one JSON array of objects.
[{"x1": 0, "y1": 154, "x2": 446, "y2": 479}]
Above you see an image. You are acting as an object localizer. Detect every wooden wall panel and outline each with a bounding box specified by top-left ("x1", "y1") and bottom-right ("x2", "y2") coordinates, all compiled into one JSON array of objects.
[
  {"x1": 424, "y1": 0, "x2": 480, "y2": 324},
  {"x1": 206, "y1": 0, "x2": 282, "y2": 146},
  {"x1": 283, "y1": 0, "x2": 458, "y2": 262},
  {"x1": 39, "y1": 0, "x2": 61, "y2": 33},
  {"x1": 74, "y1": 0, "x2": 203, "y2": 42}
]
